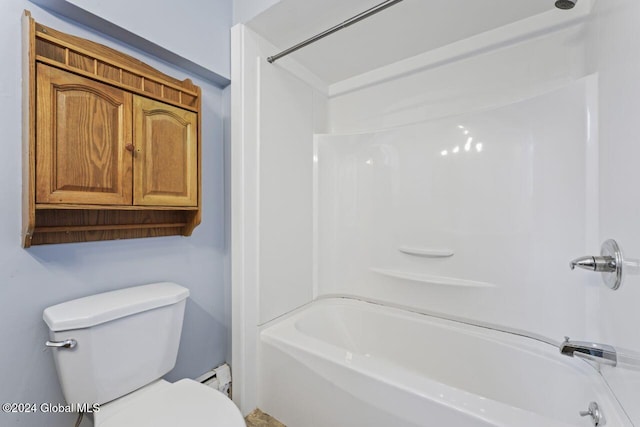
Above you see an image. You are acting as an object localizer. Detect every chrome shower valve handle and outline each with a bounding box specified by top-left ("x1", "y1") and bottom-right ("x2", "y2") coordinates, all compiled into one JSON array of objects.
[
  {"x1": 569, "y1": 239, "x2": 623, "y2": 290},
  {"x1": 569, "y1": 256, "x2": 616, "y2": 272}
]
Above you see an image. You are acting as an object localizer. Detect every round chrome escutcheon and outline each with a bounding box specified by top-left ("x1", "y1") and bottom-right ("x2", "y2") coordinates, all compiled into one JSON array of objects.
[{"x1": 601, "y1": 239, "x2": 623, "y2": 290}]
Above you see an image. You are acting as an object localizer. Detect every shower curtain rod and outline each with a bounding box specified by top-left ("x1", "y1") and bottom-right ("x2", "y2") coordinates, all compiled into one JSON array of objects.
[{"x1": 266, "y1": 0, "x2": 404, "y2": 64}]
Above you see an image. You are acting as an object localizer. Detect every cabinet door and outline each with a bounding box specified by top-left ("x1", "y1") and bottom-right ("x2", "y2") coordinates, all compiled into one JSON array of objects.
[
  {"x1": 133, "y1": 96, "x2": 198, "y2": 207},
  {"x1": 36, "y1": 64, "x2": 133, "y2": 205}
]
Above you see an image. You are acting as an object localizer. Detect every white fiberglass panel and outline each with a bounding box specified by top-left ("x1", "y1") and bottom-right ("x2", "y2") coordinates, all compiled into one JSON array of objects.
[
  {"x1": 258, "y1": 61, "x2": 314, "y2": 324},
  {"x1": 316, "y1": 77, "x2": 598, "y2": 341}
]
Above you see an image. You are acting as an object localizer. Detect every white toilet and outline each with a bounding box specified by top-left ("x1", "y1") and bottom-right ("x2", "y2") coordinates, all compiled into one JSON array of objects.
[{"x1": 43, "y1": 282, "x2": 246, "y2": 427}]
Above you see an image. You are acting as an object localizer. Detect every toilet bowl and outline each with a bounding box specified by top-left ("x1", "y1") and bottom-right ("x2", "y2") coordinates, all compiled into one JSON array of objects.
[
  {"x1": 94, "y1": 379, "x2": 244, "y2": 427},
  {"x1": 43, "y1": 282, "x2": 245, "y2": 427}
]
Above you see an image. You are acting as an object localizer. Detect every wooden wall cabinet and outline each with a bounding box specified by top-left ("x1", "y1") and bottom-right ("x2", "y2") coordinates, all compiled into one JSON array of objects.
[{"x1": 22, "y1": 11, "x2": 202, "y2": 246}]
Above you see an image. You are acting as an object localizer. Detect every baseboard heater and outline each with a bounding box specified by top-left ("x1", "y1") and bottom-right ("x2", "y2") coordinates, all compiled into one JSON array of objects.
[{"x1": 196, "y1": 363, "x2": 232, "y2": 398}]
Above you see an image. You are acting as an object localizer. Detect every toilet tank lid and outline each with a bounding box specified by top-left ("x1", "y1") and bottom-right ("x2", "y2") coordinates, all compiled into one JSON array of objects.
[{"x1": 43, "y1": 282, "x2": 190, "y2": 332}]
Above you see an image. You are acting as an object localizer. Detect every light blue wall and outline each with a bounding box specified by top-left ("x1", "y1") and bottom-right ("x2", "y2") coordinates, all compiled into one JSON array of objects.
[
  {"x1": 0, "y1": 2, "x2": 230, "y2": 426},
  {"x1": 233, "y1": 0, "x2": 280, "y2": 24},
  {"x1": 65, "y1": 0, "x2": 231, "y2": 78}
]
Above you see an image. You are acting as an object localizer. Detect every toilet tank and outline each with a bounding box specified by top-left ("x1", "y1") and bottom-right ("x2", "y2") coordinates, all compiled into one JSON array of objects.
[{"x1": 43, "y1": 282, "x2": 190, "y2": 406}]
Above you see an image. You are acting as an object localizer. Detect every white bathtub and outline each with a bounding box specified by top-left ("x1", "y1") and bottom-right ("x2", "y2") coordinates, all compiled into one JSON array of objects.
[{"x1": 258, "y1": 298, "x2": 632, "y2": 427}]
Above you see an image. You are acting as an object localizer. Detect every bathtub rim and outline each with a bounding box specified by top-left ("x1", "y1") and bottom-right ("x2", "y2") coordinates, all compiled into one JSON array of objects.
[{"x1": 260, "y1": 293, "x2": 560, "y2": 347}]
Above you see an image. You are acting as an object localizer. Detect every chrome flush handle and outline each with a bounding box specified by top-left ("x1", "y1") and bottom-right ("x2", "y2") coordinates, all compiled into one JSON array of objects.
[{"x1": 45, "y1": 339, "x2": 77, "y2": 349}]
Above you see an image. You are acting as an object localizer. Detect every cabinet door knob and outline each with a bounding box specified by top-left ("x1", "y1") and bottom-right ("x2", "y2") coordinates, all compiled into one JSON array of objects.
[{"x1": 125, "y1": 143, "x2": 135, "y2": 152}]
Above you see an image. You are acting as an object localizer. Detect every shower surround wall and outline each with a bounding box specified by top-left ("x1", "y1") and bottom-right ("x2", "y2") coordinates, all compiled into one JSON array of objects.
[
  {"x1": 233, "y1": 0, "x2": 640, "y2": 419},
  {"x1": 587, "y1": 0, "x2": 640, "y2": 420},
  {"x1": 317, "y1": 76, "x2": 596, "y2": 342},
  {"x1": 318, "y1": 9, "x2": 594, "y2": 342}
]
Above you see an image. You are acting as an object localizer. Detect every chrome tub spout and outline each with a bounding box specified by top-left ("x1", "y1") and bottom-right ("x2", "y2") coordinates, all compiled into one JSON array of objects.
[{"x1": 560, "y1": 337, "x2": 617, "y2": 367}]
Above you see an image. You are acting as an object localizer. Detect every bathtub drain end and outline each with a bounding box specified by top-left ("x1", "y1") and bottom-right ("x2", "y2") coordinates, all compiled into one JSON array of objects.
[{"x1": 580, "y1": 401, "x2": 605, "y2": 426}]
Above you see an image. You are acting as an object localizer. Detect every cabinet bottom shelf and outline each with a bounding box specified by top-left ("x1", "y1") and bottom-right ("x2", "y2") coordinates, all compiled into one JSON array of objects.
[
  {"x1": 34, "y1": 222, "x2": 187, "y2": 233},
  {"x1": 25, "y1": 208, "x2": 199, "y2": 246}
]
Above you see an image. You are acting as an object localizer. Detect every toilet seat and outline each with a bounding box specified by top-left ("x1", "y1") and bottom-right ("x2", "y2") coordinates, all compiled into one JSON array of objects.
[{"x1": 96, "y1": 379, "x2": 245, "y2": 427}]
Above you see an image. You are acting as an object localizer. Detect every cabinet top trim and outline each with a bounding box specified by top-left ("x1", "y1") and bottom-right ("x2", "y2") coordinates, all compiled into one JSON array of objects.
[{"x1": 26, "y1": 11, "x2": 201, "y2": 111}]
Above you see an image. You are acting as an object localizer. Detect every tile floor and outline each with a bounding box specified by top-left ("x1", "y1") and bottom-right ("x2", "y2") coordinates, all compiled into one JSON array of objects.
[{"x1": 245, "y1": 409, "x2": 286, "y2": 427}]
